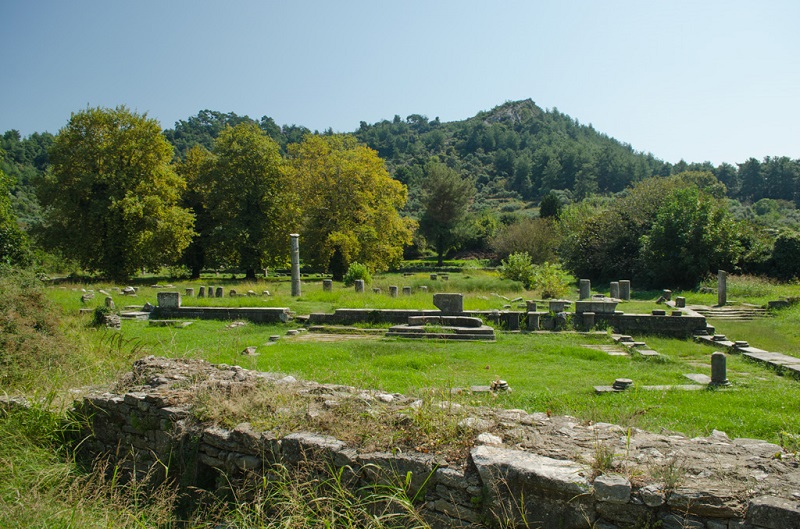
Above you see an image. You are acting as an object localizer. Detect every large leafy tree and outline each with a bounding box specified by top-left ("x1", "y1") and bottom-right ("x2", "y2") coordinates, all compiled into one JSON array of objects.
[
  {"x1": 36, "y1": 107, "x2": 194, "y2": 280},
  {"x1": 202, "y1": 123, "x2": 298, "y2": 279},
  {"x1": 289, "y1": 135, "x2": 414, "y2": 278},
  {"x1": 418, "y1": 162, "x2": 475, "y2": 266},
  {"x1": 174, "y1": 145, "x2": 216, "y2": 278},
  {"x1": 639, "y1": 187, "x2": 742, "y2": 288}
]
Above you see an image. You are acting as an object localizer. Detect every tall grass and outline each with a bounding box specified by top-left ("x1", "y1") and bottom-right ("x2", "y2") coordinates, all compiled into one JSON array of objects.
[{"x1": 215, "y1": 463, "x2": 430, "y2": 529}]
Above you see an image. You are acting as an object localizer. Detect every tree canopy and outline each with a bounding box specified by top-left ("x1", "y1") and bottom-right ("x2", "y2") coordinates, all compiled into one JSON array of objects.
[
  {"x1": 418, "y1": 162, "x2": 476, "y2": 266},
  {"x1": 198, "y1": 123, "x2": 298, "y2": 279},
  {"x1": 289, "y1": 135, "x2": 414, "y2": 278},
  {"x1": 36, "y1": 107, "x2": 194, "y2": 280}
]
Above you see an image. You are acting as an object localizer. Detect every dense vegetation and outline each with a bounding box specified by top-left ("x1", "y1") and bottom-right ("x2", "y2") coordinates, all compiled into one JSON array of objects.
[{"x1": 3, "y1": 100, "x2": 800, "y2": 287}]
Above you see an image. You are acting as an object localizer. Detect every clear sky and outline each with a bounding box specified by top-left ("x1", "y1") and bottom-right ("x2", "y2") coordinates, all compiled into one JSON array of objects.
[{"x1": 1, "y1": 0, "x2": 798, "y2": 165}]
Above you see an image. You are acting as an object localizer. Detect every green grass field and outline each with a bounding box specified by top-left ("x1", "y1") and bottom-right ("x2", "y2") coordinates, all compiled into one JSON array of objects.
[{"x1": 4, "y1": 269, "x2": 800, "y2": 527}]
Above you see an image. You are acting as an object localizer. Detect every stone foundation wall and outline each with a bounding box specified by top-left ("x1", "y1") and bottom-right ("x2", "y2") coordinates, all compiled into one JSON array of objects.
[
  {"x1": 73, "y1": 357, "x2": 800, "y2": 529},
  {"x1": 153, "y1": 306, "x2": 293, "y2": 323}
]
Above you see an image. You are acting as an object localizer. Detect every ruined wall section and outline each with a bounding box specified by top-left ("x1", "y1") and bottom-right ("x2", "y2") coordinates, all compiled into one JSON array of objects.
[{"x1": 73, "y1": 356, "x2": 800, "y2": 529}]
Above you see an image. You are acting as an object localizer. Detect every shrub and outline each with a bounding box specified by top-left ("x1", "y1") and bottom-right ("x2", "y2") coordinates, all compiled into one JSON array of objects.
[
  {"x1": 343, "y1": 262, "x2": 372, "y2": 286},
  {"x1": 490, "y1": 217, "x2": 560, "y2": 263},
  {"x1": 500, "y1": 252, "x2": 535, "y2": 288},
  {"x1": 773, "y1": 231, "x2": 800, "y2": 279},
  {"x1": 531, "y1": 262, "x2": 574, "y2": 299},
  {"x1": 0, "y1": 266, "x2": 66, "y2": 389}
]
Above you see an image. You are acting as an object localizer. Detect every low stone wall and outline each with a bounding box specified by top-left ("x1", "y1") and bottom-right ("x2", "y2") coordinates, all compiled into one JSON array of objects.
[
  {"x1": 594, "y1": 312, "x2": 707, "y2": 338},
  {"x1": 153, "y1": 306, "x2": 293, "y2": 323},
  {"x1": 72, "y1": 357, "x2": 800, "y2": 529}
]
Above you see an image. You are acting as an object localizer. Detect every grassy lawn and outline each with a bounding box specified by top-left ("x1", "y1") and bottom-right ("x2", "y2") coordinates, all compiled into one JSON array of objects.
[
  {"x1": 5, "y1": 269, "x2": 800, "y2": 527},
  {"x1": 31, "y1": 271, "x2": 800, "y2": 447}
]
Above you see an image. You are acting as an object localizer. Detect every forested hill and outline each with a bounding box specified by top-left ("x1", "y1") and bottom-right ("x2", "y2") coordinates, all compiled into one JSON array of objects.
[
  {"x1": 3, "y1": 99, "x2": 800, "y2": 227},
  {"x1": 353, "y1": 99, "x2": 668, "y2": 201}
]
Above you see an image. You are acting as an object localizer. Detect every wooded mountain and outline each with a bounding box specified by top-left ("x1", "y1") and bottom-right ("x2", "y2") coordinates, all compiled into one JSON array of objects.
[{"x1": 3, "y1": 99, "x2": 800, "y2": 228}]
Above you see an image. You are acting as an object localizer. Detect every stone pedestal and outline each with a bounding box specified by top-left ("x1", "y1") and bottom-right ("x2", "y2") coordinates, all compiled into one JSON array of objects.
[
  {"x1": 662, "y1": 289, "x2": 672, "y2": 301},
  {"x1": 198, "y1": 286, "x2": 205, "y2": 298},
  {"x1": 389, "y1": 286, "x2": 398, "y2": 297},
  {"x1": 718, "y1": 270, "x2": 727, "y2": 307},
  {"x1": 290, "y1": 234, "x2": 301, "y2": 297},
  {"x1": 609, "y1": 282, "x2": 620, "y2": 299},
  {"x1": 579, "y1": 279, "x2": 591, "y2": 300},
  {"x1": 433, "y1": 293, "x2": 463, "y2": 313},
  {"x1": 710, "y1": 351, "x2": 730, "y2": 386},
  {"x1": 526, "y1": 301, "x2": 537, "y2": 312},
  {"x1": 322, "y1": 279, "x2": 333, "y2": 292},
  {"x1": 215, "y1": 287, "x2": 223, "y2": 298},
  {"x1": 619, "y1": 280, "x2": 631, "y2": 301},
  {"x1": 354, "y1": 280, "x2": 365, "y2": 293},
  {"x1": 676, "y1": 296, "x2": 686, "y2": 308},
  {"x1": 402, "y1": 286, "x2": 412, "y2": 296},
  {"x1": 582, "y1": 311, "x2": 595, "y2": 331},
  {"x1": 527, "y1": 312, "x2": 544, "y2": 331},
  {"x1": 504, "y1": 312, "x2": 520, "y2": 331},
  {"x1": 157, "y1": 292, "x2": 181, "y2": 309},
  {"x1": 430, "y1": 274, "x2": 437, "y2": 280},
  {"x1": 185, "y1": 288, "x2": 194, "y2": 297}
]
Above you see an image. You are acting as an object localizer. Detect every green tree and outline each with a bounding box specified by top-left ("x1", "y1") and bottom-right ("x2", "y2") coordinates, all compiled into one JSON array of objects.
[
  {"x1": 204, "y1": 123, "x2": 298, "y2": 279},
  {"x1": 772, "y1": 231, "x2": 800, "y2": 279},
  {"x1": 289, "y1": 135, "x2": 414, "y2": 278},
  {"x1": 174, "y1": 145, "x2": 216, "y2": 278},
  {"x1": 37, "y1": 107, "x2": 194, "y2": 280},
  {"x1": 639, "y1": 187, "x2": 742, "y2": 288},
  {"x1": 539, "y1": 192, "x2": 562, "y2": 219},
  {"x1": 490, "y1": 217, "x2": 559, "y2": 263},
  {"x1": 418, "y1": 163, "x2": 475, "y2": 266}
]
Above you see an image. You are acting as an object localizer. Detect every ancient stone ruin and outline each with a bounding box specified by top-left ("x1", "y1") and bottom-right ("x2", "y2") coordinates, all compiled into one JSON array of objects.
[{"x1": 72, "y1": 356, "x2": 800, "y2": 529}]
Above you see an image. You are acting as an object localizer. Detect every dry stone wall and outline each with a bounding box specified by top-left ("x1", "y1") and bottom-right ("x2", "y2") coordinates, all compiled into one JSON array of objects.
[{"x1": 73, "y1": 356, "x2": 800, "y2": 529}]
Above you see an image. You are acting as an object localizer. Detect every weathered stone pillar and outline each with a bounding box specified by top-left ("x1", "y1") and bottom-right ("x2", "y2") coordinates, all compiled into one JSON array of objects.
[
  {"x1": 198, "y1": 286, "x2": 205, "y2": 298},
  {"x1": 185, "y1": 288, "x2": 194, "y2": 297},
  {"x1": 322, "y1": 279, "x2": 333, "y2": 292},
  {"x1": 710, "y1": 352, "x2": 730, "y2": 386},
  {"x1": 676, "y1": 296, "x2": 686, "y2": 308},
  {"x1": 526, "y1": 300, "x2": 537, "y2": 312},
  {"x1": 402, "y1": 286, "x2": 412, "y2": 296},
  {"x1": 662, "y1": 289, "x2": 672, "y2": 301},
  {"x1": 389, "y1": 286, "x2": 398, "y2": 297},
  {"x1": 430, "y1": 274, "x2": 437, "y2": 280},
  {"x1": 354, "y1": 279, "x2": 365, "y2": 293},
  {"x1": 718, "y1": 270, "x2": 727, "y2": 307},
  {"x1": 582, "y1": 311, "x2": 595, "y2": 331},
  {"x1": 527, "y1": 312, "x2": 542, "y2": 331},
  {"x1": 215, "y1": 287, "x2": 223, "y2": 298},
  {"x1": 290, "y1": 234, "x2": 301, "y2": 297},
  {"x1": 579, "y1": 279, "x2": 591, "y2": 300},
  {"x1": 609, "y1": 282, "x2": 620, "y2": 299},
  {"x1": 619, "y1": 280, "x2": 631, "y2": 301}
]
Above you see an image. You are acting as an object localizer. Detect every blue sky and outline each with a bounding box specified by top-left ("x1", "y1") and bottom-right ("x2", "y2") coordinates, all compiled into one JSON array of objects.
[{"x1": 1, "y1": 0, "x2": 798, "y2": 165}]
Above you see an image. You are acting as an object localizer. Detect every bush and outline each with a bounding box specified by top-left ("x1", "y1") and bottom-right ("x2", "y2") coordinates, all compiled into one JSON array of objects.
[
  {"x1": 531, "y1": 262, "x2": 574, "y2": 299},
  {"x1": 490, "y1": 217, "x2": 560, "y2": 263},
  {"x1": 343, "y1": 262, "x2": 372, "y2": 286},
  {"x1": 0, "y1": 266, "x2": 66, "y2": 389},
  {"x1": 773, "y1": 231, "x2": 800, "y2": 279},
  {"x1": 500, "y1": 252, "x2": 535, "y2": 288}
]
